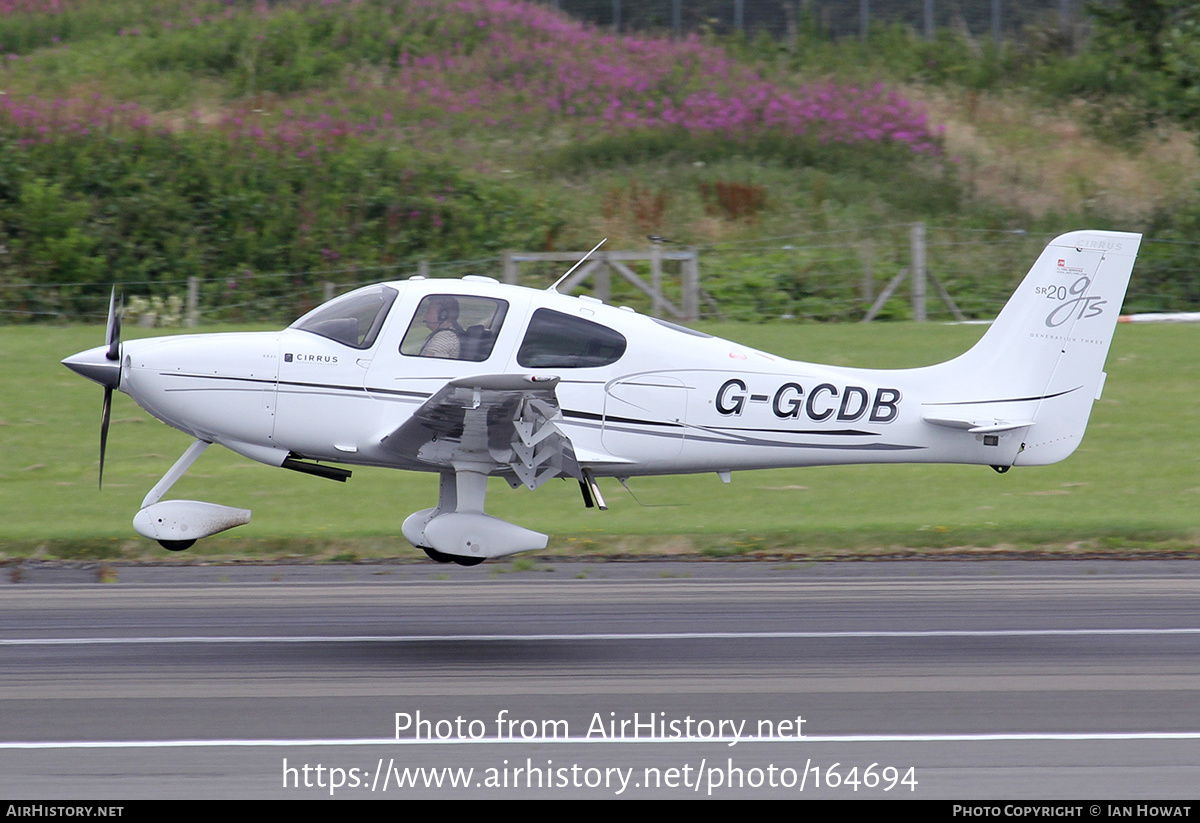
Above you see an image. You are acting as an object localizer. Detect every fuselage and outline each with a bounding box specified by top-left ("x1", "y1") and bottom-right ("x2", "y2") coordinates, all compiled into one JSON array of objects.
[{"x1": 92, "y1": 275, "x2": 1033, "y2": 478}]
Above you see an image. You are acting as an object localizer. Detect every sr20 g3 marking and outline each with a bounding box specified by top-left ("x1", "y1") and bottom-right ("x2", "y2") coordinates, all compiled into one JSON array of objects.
[{"x1": 1038, "y1": 276, "x2": 1106, "y2": 328}]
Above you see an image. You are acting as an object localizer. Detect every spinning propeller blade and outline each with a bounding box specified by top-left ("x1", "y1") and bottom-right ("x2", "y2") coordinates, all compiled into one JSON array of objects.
[
  {"x1": 106, "y1": 289, "x2": 122, "y2": 363},
  {"x1": 99, "y1": 385, "x2": 112, "y2": 488},
  {"x1": 98, "y1": 288, "x2": 123, "y2": 488}
]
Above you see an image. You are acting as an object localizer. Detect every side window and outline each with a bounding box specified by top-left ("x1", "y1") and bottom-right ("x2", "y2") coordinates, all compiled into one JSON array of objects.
[
  {"x1": 517, "y1": 308, "x2": 627, "y2": 368},
  {"x1": 400, "y1": 294, "x2": 508, "y2": 362}
]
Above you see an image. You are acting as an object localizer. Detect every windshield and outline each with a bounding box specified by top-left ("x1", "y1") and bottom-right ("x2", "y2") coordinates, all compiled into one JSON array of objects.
[{"x1": 291, "y1": 285, "x2": 398, "y2": 349}]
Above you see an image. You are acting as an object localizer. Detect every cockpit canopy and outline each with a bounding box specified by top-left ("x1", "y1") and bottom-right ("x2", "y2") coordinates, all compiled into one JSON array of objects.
[{"x1": 291, "y1": 282, "x2": 629, "y2": 369}]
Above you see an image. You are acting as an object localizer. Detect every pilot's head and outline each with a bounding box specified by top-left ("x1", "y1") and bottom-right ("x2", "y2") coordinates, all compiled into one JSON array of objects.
[{"x1": 423, "y1": 296, "x2": 460, "y2": 330}]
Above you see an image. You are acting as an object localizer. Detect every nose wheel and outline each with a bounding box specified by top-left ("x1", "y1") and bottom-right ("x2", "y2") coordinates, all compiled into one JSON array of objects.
[
  {"x1": 159, "y1": 539, "x2": 196, "y2": 552},
  {"x1": 422, "y1": 546, "x2": 485, "y2": 566}
]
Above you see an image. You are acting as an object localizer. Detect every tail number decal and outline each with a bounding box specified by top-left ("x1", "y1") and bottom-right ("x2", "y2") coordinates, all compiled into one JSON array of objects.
[
  {"x1": 716, "y1": 379, "x2": 900, "y2": 423},
  {"x1": 1039, "y1": 276, "x2": 1106, "y2": 327}
]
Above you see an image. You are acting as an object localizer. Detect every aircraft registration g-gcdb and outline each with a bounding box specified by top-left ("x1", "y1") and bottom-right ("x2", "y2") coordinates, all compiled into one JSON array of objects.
[{"x1": 63, "y1": 230, "x2": 1140, "y2": 565}]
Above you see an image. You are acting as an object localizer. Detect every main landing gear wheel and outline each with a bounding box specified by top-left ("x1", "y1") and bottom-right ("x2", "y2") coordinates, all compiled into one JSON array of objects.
[
  {"x1": 158, "y1": 539, "x2": 195, "y2": 552},
  {"x1": 421, "y1": 546, "x2": 485, "y2": 566}
]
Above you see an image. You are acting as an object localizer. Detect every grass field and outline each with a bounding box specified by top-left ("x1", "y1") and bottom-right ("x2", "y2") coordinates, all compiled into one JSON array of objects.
[{"x1": 2, "y1": 319, "x2": 1197, "y2": 562}]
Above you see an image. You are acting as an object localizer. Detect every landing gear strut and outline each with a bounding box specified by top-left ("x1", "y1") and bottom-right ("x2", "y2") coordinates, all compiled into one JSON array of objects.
[
  {"x1": 403, "y1": 467, "x2": 548, "y2": 565},
  {"x1": 132, "y1": 440, "x2": 252, "y2": 550}
]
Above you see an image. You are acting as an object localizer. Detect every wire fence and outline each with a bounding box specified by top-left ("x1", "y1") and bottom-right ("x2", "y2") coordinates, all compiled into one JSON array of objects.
[
  {"x1": 3, "y1": 225, "x2": 1193, "y2": 327},
  {"x1": 540, "y1": 0, "x2": 1086, "y2": 42}
]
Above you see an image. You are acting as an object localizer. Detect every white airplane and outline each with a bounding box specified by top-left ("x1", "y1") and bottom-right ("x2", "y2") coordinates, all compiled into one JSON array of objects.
[{"x1": 63, "y1": 230, "x2": 1140, "y2": 565}]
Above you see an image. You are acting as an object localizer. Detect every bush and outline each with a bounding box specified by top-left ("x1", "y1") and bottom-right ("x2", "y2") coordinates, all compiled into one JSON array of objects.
[{"x1": 0, "y1": 105, "x2": 557, "y2": 318}]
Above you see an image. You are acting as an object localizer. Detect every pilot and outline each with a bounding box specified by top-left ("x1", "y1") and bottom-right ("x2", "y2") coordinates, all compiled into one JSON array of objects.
[{"x1": 419, "y1": 296, "x2": 464, "y2": 359}]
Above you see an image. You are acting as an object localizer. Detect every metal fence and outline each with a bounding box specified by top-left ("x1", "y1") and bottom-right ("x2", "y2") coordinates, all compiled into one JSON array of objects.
[{"x1": 541, "y1": 1, "x2": 1085, "y2": 41}]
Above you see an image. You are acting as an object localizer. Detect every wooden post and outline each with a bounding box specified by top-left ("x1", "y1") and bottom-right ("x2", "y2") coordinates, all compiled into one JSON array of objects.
[
  {"x1": 683, "y1": 247, "x2": 699, "y2": 321},
  {"x1": 861, "y1": 240, "x2": 874, "y2": 309},
  {"x1": 323, "y1": 281, "x2": 335, "y2": 303},
  {"x1": 502, "y1": 250, "x2": 517, "y2": 285},
  {"x1": 911, "y1": 222, "x2": 927, "y2": 322},
  {"x1": 862, "y1": 268, "x2": 907, "y2": 323},
  {"x1": 595, "y1": 254, "x2": 610, "y2": 304},
  {"x1": 649, "y1": 241, "x2": 663, "y2": 318},
  {"x1": 185, "y1": 276, "x2": 199, "y2": 328},
  {"x1": 418, "y1": 260, "x2": 430, "y2": 278}
]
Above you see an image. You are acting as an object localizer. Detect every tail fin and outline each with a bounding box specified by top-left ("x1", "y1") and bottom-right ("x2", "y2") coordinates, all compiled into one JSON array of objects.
[{"x1": 930, "y1": 230, "x2": 1141, "y2": 466}]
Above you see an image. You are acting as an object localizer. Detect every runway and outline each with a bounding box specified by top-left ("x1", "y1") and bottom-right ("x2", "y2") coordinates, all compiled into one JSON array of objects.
[{"x1": 2, "y1": 560, "x2": 1199, "y2": 798}]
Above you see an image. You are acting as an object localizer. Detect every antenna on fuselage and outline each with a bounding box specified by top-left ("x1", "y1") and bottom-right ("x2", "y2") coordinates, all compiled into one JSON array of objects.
[{"x1": 547, "y1": 238, "x2": 606, "y2": 293}]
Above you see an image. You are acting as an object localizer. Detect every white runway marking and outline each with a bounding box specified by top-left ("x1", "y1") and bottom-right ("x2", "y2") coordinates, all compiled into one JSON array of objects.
[{"x1": 4, "y1": 627, "x2": 1200, "y2": 646}]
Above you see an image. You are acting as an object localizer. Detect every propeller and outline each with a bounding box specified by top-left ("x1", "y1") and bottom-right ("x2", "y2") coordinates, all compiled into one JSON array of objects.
[{"x1": 99, "y1": 288, "x2": 123, "y2": 488}]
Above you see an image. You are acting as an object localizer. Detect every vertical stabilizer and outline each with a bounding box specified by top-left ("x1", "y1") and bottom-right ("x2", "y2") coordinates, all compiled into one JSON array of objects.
[{"x1": 932, "y1": 230, "x2": 1140, "y2": 465}]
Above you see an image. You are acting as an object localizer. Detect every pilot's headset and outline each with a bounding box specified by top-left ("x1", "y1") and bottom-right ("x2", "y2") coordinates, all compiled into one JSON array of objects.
[{"x1": 435, "y1": 297, "x2": 459, "y2": 327}]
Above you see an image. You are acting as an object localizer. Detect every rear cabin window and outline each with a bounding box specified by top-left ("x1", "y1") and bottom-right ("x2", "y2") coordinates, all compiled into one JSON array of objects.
[
  {"x1": 399, "y1": 294, "x2": 508, "y2": 362},
  {"x1": 517, "y1": 309, "x2": 626, "y2": 368},
  {"x1": 291, "y1": 285, "x2": 397, "y2": 349}
]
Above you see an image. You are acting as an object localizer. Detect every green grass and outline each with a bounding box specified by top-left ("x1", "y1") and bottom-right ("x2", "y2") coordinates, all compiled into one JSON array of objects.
[{"x1": 2, "y1": 319, "x2": 1197, "y2": 561}]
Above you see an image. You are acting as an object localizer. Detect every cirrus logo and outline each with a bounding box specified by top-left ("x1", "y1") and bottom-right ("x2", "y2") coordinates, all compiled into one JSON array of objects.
[{"x1": 284, "y1": 353, "x2": 338, "y2": 364}]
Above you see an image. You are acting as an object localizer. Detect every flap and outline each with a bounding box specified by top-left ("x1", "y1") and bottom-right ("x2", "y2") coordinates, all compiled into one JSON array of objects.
[{"x1": 380, "y1": 374, "x2": 582, "y2": 489}]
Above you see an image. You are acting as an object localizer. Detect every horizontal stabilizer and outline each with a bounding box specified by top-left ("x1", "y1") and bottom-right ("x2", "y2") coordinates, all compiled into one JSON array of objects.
[{"x1": 923, "y1": 416, "x2": 1034, "y2": 434}]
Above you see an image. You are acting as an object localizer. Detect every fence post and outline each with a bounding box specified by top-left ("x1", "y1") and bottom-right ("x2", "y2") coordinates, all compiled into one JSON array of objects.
[
  {"x1": 911, "y1": 222, "x2": 927, "y2": 322},
  {"x1": 502, "y1": 250, "x2": 518, "y2": 285},
  {"x1": 185, "y1": 276, "x2": 199, "y2": 328},
  {"x1": 683, "y1": 247, "x2": 699, "y2": 322},
  {"x1": 418, "y1": 260, "x2": 430, "y2": 278},
  {"x1": 861, "y1": 239, "x2": 874, "y2": 309},
  {"x1": 324, "y1": 281, "x2": 335, "y2": 303},
  {"x1": 595, "y1": 253, "x2": 610, "y2": 303},
  {"x1": 650, "y1": 241, "x2": 663, "y2": 318}
]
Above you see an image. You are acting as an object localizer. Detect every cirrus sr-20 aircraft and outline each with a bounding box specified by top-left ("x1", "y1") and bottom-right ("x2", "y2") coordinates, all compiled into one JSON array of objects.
[{"x1": 63, "y1": 230, "x2": 1140, "y2": 565}]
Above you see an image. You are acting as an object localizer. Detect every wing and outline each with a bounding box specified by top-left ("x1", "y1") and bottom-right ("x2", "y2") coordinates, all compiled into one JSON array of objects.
[{"x1": 379, "y1": 374, "x2": 582, "y2": 489}]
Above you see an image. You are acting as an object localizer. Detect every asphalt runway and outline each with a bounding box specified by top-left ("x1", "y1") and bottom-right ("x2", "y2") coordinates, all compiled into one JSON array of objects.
[{"x1": 2, "y1": 559, "x2": 1199, "y2": 799}]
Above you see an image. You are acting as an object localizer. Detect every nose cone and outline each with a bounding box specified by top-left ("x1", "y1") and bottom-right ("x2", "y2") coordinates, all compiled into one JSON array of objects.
[{"x1": 62, "y1": 345, "x2": 121, "y2": 389}]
